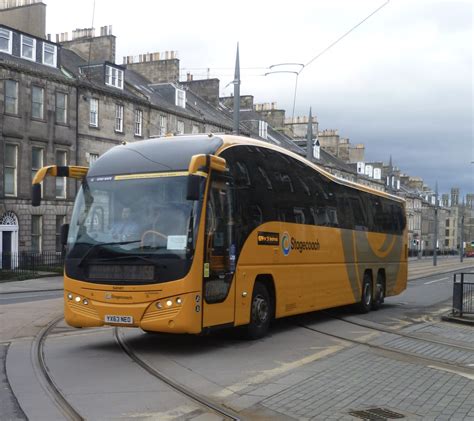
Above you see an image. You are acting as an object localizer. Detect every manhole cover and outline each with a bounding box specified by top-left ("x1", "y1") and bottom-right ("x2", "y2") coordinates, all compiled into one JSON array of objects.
[{"x1": 348, "y1": 407, "x2": 405, "y2": 420}]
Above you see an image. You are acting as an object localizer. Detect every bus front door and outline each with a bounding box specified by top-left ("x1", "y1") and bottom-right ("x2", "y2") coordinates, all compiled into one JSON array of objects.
[{"x1": 202, "y1": 174, "x2": 236, "y2": 329}]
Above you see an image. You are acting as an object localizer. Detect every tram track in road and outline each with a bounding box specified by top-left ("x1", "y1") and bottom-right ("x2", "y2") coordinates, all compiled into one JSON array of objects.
[
  {"x1": 321, "y1": 311, "x2": 474, "y2": 353},
  {"x1": 31, "y1": 316, "x2": 84, "y2": 421},
  {"x1": 114, "y1": 327, "x2": 241, "y2": 421},
  {"x1": 296, "y1": 314, "x2": 474, "y2": 378}
]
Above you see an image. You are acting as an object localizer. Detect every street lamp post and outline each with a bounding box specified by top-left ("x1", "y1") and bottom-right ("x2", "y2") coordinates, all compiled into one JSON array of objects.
[
  {"x1": 460, "y1": 199, "x2": 465, "y2": 263},
  {"x1": 433, "y1": 182, "x2": 438, "y2": 266}
]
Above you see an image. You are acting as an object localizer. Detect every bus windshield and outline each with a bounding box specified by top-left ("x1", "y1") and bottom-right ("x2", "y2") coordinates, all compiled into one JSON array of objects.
[{"x1": 65, "y1": 174, "x2": 203, "y2": 284}]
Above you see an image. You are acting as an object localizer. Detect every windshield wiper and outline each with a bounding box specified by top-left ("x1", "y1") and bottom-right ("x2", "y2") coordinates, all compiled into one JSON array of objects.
[{"x1": 77, "y1": 240, "x2": 140, "y2": 267}]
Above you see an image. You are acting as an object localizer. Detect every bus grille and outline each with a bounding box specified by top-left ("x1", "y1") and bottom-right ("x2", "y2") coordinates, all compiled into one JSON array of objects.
[
  {"x1": 142, "y1": 307, "x2": 180, "y2": 322},
  {"x1": 69, "y1": 301, "x2": 100, "y2": 319}
]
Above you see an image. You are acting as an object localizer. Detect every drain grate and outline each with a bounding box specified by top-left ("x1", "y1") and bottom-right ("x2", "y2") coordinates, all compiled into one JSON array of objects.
[{"x1": 348, "y1": 407, "x2": 405, "y2": 420}]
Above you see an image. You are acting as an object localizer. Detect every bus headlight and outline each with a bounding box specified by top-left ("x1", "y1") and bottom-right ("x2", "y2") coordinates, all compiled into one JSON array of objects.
[
  {"x1": 67, "y1": 293, "x2": 73, "y2": 300},
  {"x1": 156, "y1": 302, "x2": 162, "y2": 309},
  {"x1": 74, "y1": 296, "x2": 81, "y2": 303},
  {"x1": 83, "y1": 299, "x2": 89, "y2": 305},
  {"x1": 176, "y1": 297, "x2": 182, "y2": 305},
  {"x1": 166, "y1": 300, "x2": 173, "y2": 307}
]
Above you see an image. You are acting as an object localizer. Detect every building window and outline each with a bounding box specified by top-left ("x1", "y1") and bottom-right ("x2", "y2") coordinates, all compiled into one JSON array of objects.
[
  {"x1": 160, "y1": 115, "x2": 167, "y2": 136},
  {"x1": 115, "y1": 104, "x2": 124, "y2": 132},
  {"x1": 0, "y1": 28, "x2": 12, "y2": 54},
  {"x1": 31, "y1": 147, "x2": 43, "y2": 183},
  {"x1": 192, "y1": 124, "x2": 199, "y2": 134},
  {"x1": 177, "y1": 120, "x2": 184, "y2": 134},
  {"x1": 21, "y1": 35, "x2": 36, "y2": 61},
  {"x1": 258, "y1": 120, "x2": 268, "y2": 139},
  {"x1": 88, "y1": 153, "x2": 99, "y2": 165},
  {"x1": 55, "y1": 92, "x2": 68, "y2": 124},
  {"x1": 134, "y1": 109, "x2": 143, "y2": 136},
  {"x1": 89, "y1": 98, "x2": 99, "y2": 127},
  {"x1": 5, "y1": 80, "x2": 18, "y2": 115},
  {"x1": 446, "y1": 219, "x2": 450, "y2": 227},
  {"x1": 31, "y1": 86, "x2": 44, "y2": 119},
  {"x1": 105, "y1": 65, "x2": 124, "y2": 89},
  {"x1": 55, "y1": 150, "x2": 67, "y2": 198},
  {"x1": 31, "y1": 215, "x2": 42, "y2": 252},
  {"x1": 42, "y1": 43, "x2": 57, "y2": 67},
  {"x1": 175, "y1": 88, "x2": 186, "y2": 108},
  {"x1": 4, "y1": 144, "x2": 18, "y2": 196},
  {"x1": 56, "y1": 215, "x2": 65, "y2": 252}
]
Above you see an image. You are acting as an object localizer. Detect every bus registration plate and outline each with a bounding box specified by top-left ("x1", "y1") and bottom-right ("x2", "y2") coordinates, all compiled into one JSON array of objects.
[{"x1": 105, "y1": 315, "x2": 133, "y2": 324}]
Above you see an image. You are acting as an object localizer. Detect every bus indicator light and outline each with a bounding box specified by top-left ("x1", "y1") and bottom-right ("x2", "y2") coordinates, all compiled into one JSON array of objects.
[
  {"x1": 176, "y1": 297, "x2": 182, "y2": 305},
  {"x1": 156, "y1": 302, "x2": 163, "y2": 309},
  {"x1": 67, "y1": 293, "x2": 73, "y2": 300},
  {"x1": 195, "y1": 305, "x2": 201, "y2": 312}
]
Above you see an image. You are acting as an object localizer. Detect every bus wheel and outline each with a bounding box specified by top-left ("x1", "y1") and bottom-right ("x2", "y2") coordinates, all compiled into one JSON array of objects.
[
  {"x1": 356, "y1": 274, "x2": 373, "y2": 313},
  {"x1": 372, "y1": 274, "x2": 385, "y2": 311},
  {"x1": 246, "y1": 283, "x2": 272, "y2": 339}
]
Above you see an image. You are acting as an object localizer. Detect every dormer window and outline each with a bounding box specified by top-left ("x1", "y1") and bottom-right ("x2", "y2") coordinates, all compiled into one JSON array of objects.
[
  {"x1": 105, "y1": 65, "x2": 124, "y2": 89},
  {"x1": 21, "y1": 35, "x2": 36, "y2": 61},
  {"x1": 258, "y1": 120, "x2": 268, "y2": 139},
  {"x1": 43, "y1": 43, "x2": 57, "y2": 67},
  {"x1": 0, "y1": 28, "x2": 12, "y2": 54},
  {"x1": 175, "y1": 88, "x2": 186, "y2": 108}
]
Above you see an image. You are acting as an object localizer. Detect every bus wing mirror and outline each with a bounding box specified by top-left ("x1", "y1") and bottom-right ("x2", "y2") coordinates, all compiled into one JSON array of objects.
[
  {"x1": 188, "y1": 154, "x2": 227, "y2": 174},
  {"x1": 187, "y1": 174, "x2": 201, "y2": 201},
  {"x1": 60, "y1": 223, "x2": 69, "y2": 246},
  {"x1": 31, "y1": 165, "x2": 89, "y2": 207},
  {"x1": 32, "y1": 184, "x2": 42, "y2": 207}
]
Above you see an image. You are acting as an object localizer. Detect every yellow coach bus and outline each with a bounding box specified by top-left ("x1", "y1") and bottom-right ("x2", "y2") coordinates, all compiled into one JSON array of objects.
[{"x1": 32, "y1": 135, "x2": 407, "y2": 338}]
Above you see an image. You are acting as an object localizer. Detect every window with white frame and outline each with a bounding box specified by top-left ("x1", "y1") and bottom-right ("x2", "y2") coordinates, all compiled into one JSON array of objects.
[
  {"x1": 258, "y1": 120, "x2": 268, "y2": 139},
  {"x1": 175, "y1": 88, "x2": 186, "y2": 108},
  {"x1": 42, "y1": 43, "x2": 57, "y2": 67},
  {"x1": 115, "y1": 104, "x2": 124, "y2": 132},
  {"x1": 0, "y1": 28, "x2": 12, "y2": 53},
  {"x1": 88, "y1": 153, "x2": 99, "y2": 165},
  {"x1": 105, "y1": 65, "x2": 124, "y2": 89},
  {"x1": 55, "y1": 150, "x2": 67, "y2": 198},
  {"x1": 31, "y1": 86, "x2": 44, "y2": 119},
  {"x1": 160, "y1": 115, "x2": 167, "y2": 135},
  {"x1": 177, "y1": 120, "x2": 184, "y2": 134},
  {"x1": 89, "y1": 98, "x2": 99, "y2": 127},
  {"x1": 21, "y1": 35, "x2": 36, "y2": 61},
  {"x1": 56, "y1": 215, "x2": 65, "y2": 252},
  {"x1": 31, "y1": 147, "x2": 43, "y2": 182},
  {"x1": 4, "y1": 144, "x2": 18, "y2": 196},
  {"x1": 55, "y1": 92, "x2": 68, "y2": 124},
  {"x1": 134, "y1": 109, "x2": 143, "y2": 136},
  {"x1": 5, "y1": 80, "x2": 18, "y2": 115},
  {"x1": 31, "y1": 215, "x2": 42, "y2": 252}
]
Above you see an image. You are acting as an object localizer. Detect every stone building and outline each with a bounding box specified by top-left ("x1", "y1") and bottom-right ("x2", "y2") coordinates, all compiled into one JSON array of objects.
[{"x1": 0, "y1": 21, "x2": 78, "y2": 259}]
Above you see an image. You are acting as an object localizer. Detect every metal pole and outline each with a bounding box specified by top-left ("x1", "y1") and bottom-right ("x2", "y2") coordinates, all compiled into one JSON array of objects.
[
  {"x1": 433, "y1": 182, "x2": 438, "y2": 266},
  {"x1": 460, "y1": 199, "x2": 465, "y2": 262},
  {"x1": 306, "y1": 107, "x2": 313, "y2": 161},
  {"x1": 233, "y1": 43, "x2": 240, "y2": 135}
]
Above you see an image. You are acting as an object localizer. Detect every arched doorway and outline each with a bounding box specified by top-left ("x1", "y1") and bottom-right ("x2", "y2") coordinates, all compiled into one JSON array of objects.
[{"x1": 0, "y1": 211, "x2": 19, "y2": 269}]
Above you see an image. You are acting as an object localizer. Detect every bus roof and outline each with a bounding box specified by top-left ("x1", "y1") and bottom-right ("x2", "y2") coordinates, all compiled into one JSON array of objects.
[
  {"x1": 88, "y1": 134, "x2": 404, "y2": 204},
  {"x1": 215, "y1": 134, "x2": 405, "y2": 204}
]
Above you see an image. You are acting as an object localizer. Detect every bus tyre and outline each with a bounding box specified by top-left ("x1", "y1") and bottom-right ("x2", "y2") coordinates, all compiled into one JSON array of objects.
[
  {"x1": 247, "y1": 283, "x2": 272, "y2": 340},
  {"x1": 356, "y1": 274, "x2": 373, "y2": 313},
  {"x1": 372, "y1": 276, "x2": 385, "y2": 311}
]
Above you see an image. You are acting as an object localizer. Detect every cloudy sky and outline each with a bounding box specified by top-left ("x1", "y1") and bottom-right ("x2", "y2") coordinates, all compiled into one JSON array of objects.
[{"x1": 44, "y1": 0, "x2": 472, "y2": 196}]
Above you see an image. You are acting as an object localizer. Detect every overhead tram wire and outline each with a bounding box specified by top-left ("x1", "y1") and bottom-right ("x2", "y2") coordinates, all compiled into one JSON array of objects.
[{"x1": 291, "y1": 0, "x2": 391, "y2": 113}]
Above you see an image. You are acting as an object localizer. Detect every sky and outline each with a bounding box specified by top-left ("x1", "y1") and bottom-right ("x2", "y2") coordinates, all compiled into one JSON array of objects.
[{"x1": 44, "y1": 0, "x2": 473, "y2": 196}]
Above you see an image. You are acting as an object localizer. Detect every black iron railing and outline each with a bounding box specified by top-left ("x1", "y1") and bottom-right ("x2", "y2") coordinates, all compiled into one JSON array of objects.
[
  {"x1": 0, "y1": 251, "x2": 64, "y2": 280},
  {"x1": 452, "y1": 273, "x2": 474, "y2": 317}
]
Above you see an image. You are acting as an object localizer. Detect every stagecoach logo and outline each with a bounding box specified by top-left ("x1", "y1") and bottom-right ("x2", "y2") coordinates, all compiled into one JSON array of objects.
[
  {"x1": 257, "y1": 231, "x2": 280, "y2": 246},
  {"x1": 105, "y1": 293, "x2": 132, "y2": 300},
  {"x1": 281, "y1": 232, "x2": 321, "y2": 256},
  {"x1": 281, "y1": 232, "x2": 291, "y2": 256}
]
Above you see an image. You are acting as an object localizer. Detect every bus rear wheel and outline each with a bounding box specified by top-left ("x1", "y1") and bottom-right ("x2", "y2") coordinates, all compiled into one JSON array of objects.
[
  {"x1": 372, "y1": 274, "x2": 385, "y2": 311},
  {"x1": 356, "y1": 274, "x2": 373, "y2": 313},
  {"x1": 246, "y1": 283, "x2": 272, "y2": 339}
]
